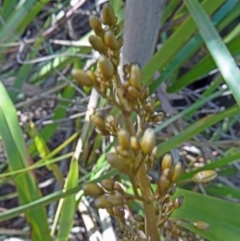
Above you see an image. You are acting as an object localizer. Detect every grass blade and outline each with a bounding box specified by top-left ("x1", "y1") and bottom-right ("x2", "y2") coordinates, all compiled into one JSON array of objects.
[
  {"x1": 179, "y1": 151, "x2": 240, "y2": 182},
  {"x1": 142, "y1": 0, "x2": 225, "y2": 84},
  {"x1": 55, "y1": 157, "x2": 78, "y2": 241},
  {"x1": 0, "y1": 82, "x2": 51, "y2": 241},
  {"x1": 157, "y1": 105, "x2": 239, "y2": 157},
  {"x1": 0, "y1": 170, "x2": 117, "y2": 222},
  {"x1": 184, "y1": 0, "x2": 240, "y2": 107},
  {"x1": 154, "y1": 89, "x2": 223, "y2": 133},
  {"x1": 206, "y1": 184, "x2": 240, "y2": 200}
]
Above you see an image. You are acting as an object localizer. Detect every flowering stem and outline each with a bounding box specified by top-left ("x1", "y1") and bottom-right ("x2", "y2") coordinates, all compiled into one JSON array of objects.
[{"x1": 122, "y1": 113, "x2": 160, "y2": 241}]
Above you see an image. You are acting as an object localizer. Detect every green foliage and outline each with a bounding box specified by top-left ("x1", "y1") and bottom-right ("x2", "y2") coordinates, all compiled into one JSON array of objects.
[{"x1": 0, "y1": 0, "x2": 239, "y2": 240}]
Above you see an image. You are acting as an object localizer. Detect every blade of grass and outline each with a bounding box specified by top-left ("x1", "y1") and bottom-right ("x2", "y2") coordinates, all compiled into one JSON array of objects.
[
  {"x1": 0, "y1": 152, "x2": 73, "y2": 180},
  {"x1": 157, "y1": 105, "x2": 239, "y2": 157},
  {"x1": 27, "y1": 122, "x2": 64, "y2": 186},
  {"x1": 184, "y1": 0, "x2": 240, "y2": 108},
  {"x1": 150, "y1": 0, "x2": 239, "y2": 94},
  {"x1": 154, "y1": 89, "x2": 223, "y2": 133},
  {"x1": 1, "y1": 0, "x2": 18, "y2": 22},
  {"x1": 168, "y1": 34, "x2": 240, "y2": 92},
  {"x1": 0, "y1": 0, "x2": 37, "y2": 41},
  {"x1": 16, "y1": 0, "x2": 51, "y2": 34},
  {"x1": 28, "y1": 84, "x2": 75, "y2": 157},
  {"x1": 0, "y1": 169, "x2": 117, "y2": 222},
  {"x1": 0, "y1": 82, "x2": 51, "y2": 241},
  {"x1": 55, "y1": 157, "x2": 78, "y2": 240},
  {"x1": 142, "y1": 0, "x2": 225, "y2": 84},
  {"x1": 161, "y1": 0, "x2": 180, "y2": 24},
  {"x1": 179, "y1": 151, "x2": 240, "y2": 182},
  {"x1": 205, "y1": 184, "x2": 240, "y2": 200}
]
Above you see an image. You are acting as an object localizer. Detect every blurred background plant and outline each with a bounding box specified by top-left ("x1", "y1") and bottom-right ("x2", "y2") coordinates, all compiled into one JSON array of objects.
[{"x1": 0, "y1": 0, "x2": 240, "y2": 241}]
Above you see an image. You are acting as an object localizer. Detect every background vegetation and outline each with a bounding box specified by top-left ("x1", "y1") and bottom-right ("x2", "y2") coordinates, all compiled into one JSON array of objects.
[{"x1": 0, "y1": 0, "x2": 240, "y2": 240}]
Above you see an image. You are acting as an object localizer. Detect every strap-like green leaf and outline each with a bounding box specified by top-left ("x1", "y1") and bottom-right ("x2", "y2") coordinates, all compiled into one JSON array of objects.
[
  {"x1": 0, "y1": 82, "x2": 51, "y2": 241},
  {"x1": 184, "y1": 0, "x2": 240, "y2": 108},
  {"x1": 172, "y1": 188, "x2": 240, "y2": 241}
]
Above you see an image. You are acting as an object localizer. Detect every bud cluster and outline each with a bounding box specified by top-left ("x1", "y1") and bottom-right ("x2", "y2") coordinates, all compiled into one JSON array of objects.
[
  {"x1": 90, "y1": 114, "x2": 119, "y2": 136},
  {"x1": 72, "y1": 4, "x2": 122, "y2": 99},
  {"x1": 74, "y1": 3, "x2": 213, "y2": 241}
]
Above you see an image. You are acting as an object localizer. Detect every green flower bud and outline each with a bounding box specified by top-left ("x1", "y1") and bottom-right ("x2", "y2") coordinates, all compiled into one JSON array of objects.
[
  {"x1": 109, "y1": 193, "x2": 124, "y2": 206},
  {"x1": 101, "y1": 4, "x2": 116, "y2": 26},
  {"x1": 140, "y1": 128, "x2": 156, "y2": 155},
  {"x1": 95, "y1": 195, "x2": 112, "y2": 209},
  {"x1": 89, "y1": 35, "x2": 106, "y2": 53},
  {"x1": 104, "y1": 30, "x2": 120, "y2": 50},
  {"x1": 95, "y1": 127, "x2": 110, "y2": 136},
  {"x1": 130, "y1": 136, "x2": 140, "y2": 152},
  {"x1": 117, "y1": 129, "x2": 130, "y2": 150},
  {"x1": 72, "y1": 69, "x2": 92, "y2": 87},
  {"x1": 174, "y1": 196, "x2": 184, "y2": 208},
  {"x1": 98, "y1": 55, "x2": 114, "y2": 78},
  {"x1": 89, "y1": 15, "x2": 102, "y2": 34},
  {"x1": 101, "y1": 179, "x2": 115, "y2": 191},
  {"x1": 113, "y1": 182, "x2": 125, "y2": 193},
  {"x1": 86, "y1": 71, "x2": 98, "y2": 86},
  {"x1": 192, "y1": 170, "x2": 217, "y2": 184},
  {"x1": 161, "y1": 154, "x2": 173, "y2": 170},
  {"x1": 90, "y1": 114, "x2": 105, "y2": 130},
  {"x1": 145, "y1": 96, "x2": 155, "y2": 112},
  {"x1": 151, "y1": 146, "x2": 158, "y2": 158},
  {"x1": 157, "y1": 175, "x2": 170, "y2": 195},
  {"x1": 127, "y1": 86, "x2": 140, "y2": 98},
  {"x1": 106, "y1": 153, "x2": 128, "y2": 173},
  {"x1": 82, "y1": 183, "x2": 104, "y2": 197},
  {"x1": 129, "y1": 64, "x2": 143, "y2": 90},
  {"x1": 162, "y1": 168, "x2": 170, "y2": 179},
  {"x1": 193, "y1": 221, "x2": 210, "y2": 230},
  {"x1": 116, "y1": 88, "x2": 131, "y2": 112},
  {"x1": 170, "y1": 162, "x2": 182, "y2": 183}
]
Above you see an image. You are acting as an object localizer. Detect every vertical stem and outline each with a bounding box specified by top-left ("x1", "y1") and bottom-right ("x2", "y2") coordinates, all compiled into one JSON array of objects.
[
  {"x1": 123, "y1": 113, "x2": 135, "y2": 136},
  {"x1": 123, "y1": 114, "x2": 160, "y2": 241},
  {"x1": 137, "y1": 165, "x2": 159, "y2": 241}
]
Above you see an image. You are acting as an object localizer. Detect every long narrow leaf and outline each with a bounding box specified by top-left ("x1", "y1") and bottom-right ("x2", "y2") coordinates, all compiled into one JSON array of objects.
[
  {"x1": 157, "y1": 105, "x2": 239, "y2": 157},
  {"x1": 0, "y1": 82, "x2": 51, "y2": 241},
  {"x1": 56, "y1": 158, "x2": 78, "y2": 241},
  {"x1": 172, "y1": 189, "x2": 240, "y2": 241},
  {"x1": 0, "y1": 170, "x2": 117, "y2": 222},
  {"x1": 179, "y1": 151, "x2": 240, "y2": 182},
  {"x1": 151, "y1": 0, "x2": 240, "y2": 94},
  {"x1": 184, "y1": 0, "x2": 240, "y2": 107},
  {"x1": 142, "y1": 0, "x2": 225, "y2": 84}
]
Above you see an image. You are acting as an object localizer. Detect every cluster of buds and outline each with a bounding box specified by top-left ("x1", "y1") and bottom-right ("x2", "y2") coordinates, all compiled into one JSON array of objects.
[
  {"x1": 83, "y1": 179, "x2": 126, "y2": 223},
  {"x1": 162, "y1": 219, "x2": 209, "y2": 240},
  {"x1": 89, "y1": 114, "x2": 119, "y2": 136},
  {"x1": 106, "y1": 128, "x2": 157, "y2": 176},
  {"x1": 72, "y1": 4, "x2": 122, "y2": 98},
  {"x1": 73, "y1": 3, "x2": 215, "y2": 241},
  {"x1": 72, "y1": 4, "x2": 164, "y2": 127},
  {"x1": 121, "y1": 64, "x2": 164, "y2": 123}
]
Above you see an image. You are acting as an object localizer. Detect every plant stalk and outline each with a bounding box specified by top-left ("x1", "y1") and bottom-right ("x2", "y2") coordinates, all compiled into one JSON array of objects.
[
  {"x1": 123, "y1": 114, "x2": 160, "y2": 241},
  {"x1": 137, "y1": 164, "x2": 160, "y2": 241}
]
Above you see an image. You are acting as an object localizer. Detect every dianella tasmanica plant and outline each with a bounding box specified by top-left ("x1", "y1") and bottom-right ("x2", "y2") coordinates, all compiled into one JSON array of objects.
[{"x1": 72, "y1": 4, "x2": 195, "y2": 241}]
